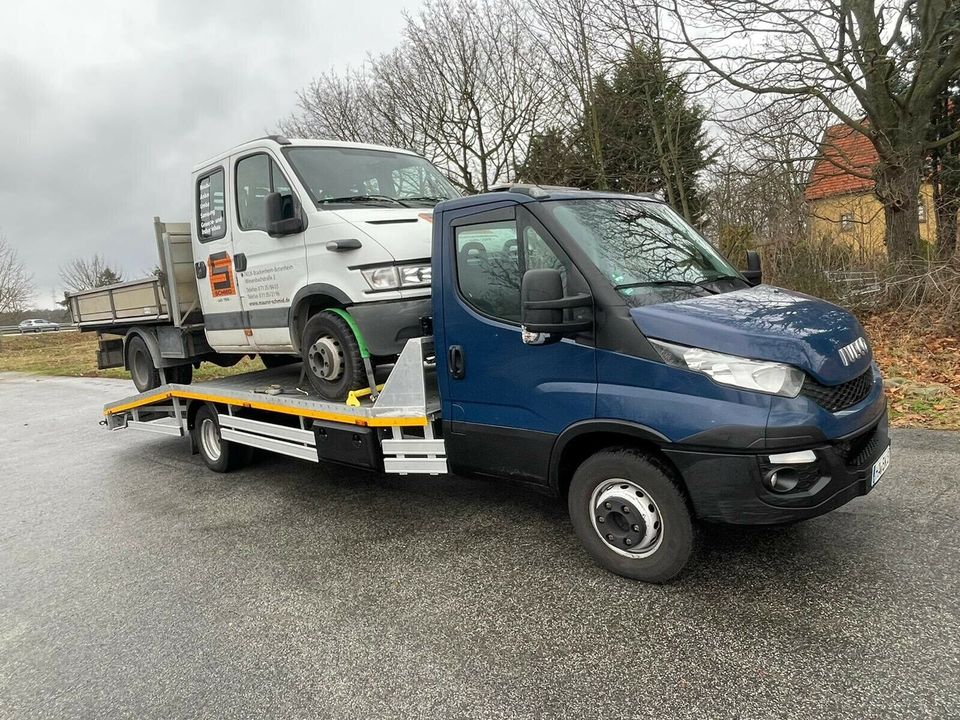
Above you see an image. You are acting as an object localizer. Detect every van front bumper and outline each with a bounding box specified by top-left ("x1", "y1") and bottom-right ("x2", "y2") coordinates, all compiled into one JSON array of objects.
[
  {"x1": 663, "y1": 410, "x2": 889, "y2": 525},
  {"x1": 348, "y1": 297, "x2": 432, "y2": 357}
]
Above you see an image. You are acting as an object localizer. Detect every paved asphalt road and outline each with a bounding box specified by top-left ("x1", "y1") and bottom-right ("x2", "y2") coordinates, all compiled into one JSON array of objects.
[{"x1": 1, "y1": 373, "x2": 958, "y2": 720}]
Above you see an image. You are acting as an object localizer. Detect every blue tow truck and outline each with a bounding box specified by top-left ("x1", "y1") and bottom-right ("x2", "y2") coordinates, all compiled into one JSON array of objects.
[{"x1": 102, "y1": 185, "x2": 890, "y2": 582}]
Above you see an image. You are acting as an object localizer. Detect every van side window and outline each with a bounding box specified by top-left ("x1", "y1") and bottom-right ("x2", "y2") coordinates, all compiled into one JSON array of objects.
[
  {"x1": 236, "y1": 154, "x2": 294, "y2": 232},
  {"x1": 197, "y1": 168, "x2": 226, "y2": 242},
  {"x1": 455, "y1": 220, "x2": 564, "y2": 323}
]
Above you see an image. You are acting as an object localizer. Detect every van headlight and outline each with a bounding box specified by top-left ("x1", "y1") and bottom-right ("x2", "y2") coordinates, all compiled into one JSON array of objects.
[
  {"x1": 649, "y1": 339, "x2": 804, "y2": 397},
  {"x1": 361, "y1": 264, "x2": 431, "y2": 290}
]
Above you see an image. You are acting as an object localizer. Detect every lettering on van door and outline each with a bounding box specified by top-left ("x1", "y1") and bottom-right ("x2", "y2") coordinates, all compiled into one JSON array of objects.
[
  {"x1": 244, "y1": 263, "x2": 293, "y2": 307},
  {"x1": 207, "y1": 252, "x2": 237, "y2": 298}
]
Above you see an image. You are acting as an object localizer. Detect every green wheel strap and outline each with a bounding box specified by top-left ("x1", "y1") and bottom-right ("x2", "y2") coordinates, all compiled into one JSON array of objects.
[{"x1": 325, "y1": 308, "x2": 370, "y2": 359}]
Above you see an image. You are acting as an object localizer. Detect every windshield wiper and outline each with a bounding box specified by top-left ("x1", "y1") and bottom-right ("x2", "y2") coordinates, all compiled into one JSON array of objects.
[
  {"x1": 615, "y1": 280, "x2": 720, "y2": 295},
  {"x1": 319, "y1": 195, "x2": 410, "y2": 207},
  {"x1": 397, "y1": 195, "x2": 450, "y2": 204}
]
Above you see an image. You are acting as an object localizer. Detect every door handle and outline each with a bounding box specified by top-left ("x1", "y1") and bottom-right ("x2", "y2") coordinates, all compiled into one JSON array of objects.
[
  {"x1": 195, "y1": 261, "x2": 207, "y2": 279},
  {"x1": 447, "y1": 345, "x2": 465, "y2": 379},
  {"x1": 234, "y1": 253, "x2": 247, "y2": 272}
]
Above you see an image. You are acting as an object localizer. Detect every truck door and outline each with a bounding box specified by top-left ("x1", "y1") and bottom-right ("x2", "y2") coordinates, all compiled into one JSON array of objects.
[
  {"x1": 232, "y1": 152, "x2": 306, "y2": 351},
  {"x1": 193, "y1": 163, "x2": 249, "y2": 350},
  {"x1": 436, "y1": 204, "x2": 596, "y2": 485}
]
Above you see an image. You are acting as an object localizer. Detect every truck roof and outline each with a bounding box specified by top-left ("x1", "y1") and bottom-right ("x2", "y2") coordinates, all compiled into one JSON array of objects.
[
  {"x1": 192, "y1": 135, "x2": 422, "y2": 173},
  {"x1": 436, "y1": 184, "x2": 663, "y2": 213}
]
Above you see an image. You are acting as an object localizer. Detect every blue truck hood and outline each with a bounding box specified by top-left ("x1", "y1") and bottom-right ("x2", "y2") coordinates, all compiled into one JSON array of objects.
[{"x1": 630, "y1": 285, "x2": 871, "y2": 384}]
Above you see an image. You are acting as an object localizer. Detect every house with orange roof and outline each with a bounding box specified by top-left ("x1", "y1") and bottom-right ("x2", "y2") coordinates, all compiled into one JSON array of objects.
[{"x1": 805, "y1": 123, "x2": 936, "y2": 258}]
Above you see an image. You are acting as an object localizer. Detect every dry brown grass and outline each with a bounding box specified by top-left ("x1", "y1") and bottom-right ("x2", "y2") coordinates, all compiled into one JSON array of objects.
[{"x1": 0, "y1": 331, "x2": 263, "y2": 383}]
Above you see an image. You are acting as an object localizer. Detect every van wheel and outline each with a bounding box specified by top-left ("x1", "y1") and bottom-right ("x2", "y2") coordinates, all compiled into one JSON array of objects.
[
  {"x1": 193, "y1": 405, "x2": 253, "y2": 472},
  {"x1": 127, "y1": 335, "x2": 160, "y2": 392},
  {"x1": 568, "y1": 449, "x2": 694, "y2": 583},
  {"x1": 300, "y1": 311, "x2": 365, "y2": 401}
]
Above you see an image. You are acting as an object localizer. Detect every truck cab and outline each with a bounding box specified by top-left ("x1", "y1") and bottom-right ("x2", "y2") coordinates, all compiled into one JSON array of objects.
[
  {"x1": 191, "y1": 135, "x2": 458, "y2": 398},
  {"x1": 432, "y1": 186, "x2": 888, "y2": 578}
]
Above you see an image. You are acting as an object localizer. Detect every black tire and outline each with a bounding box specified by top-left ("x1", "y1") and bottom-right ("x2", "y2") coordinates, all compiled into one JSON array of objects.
[
  {"x1": 300, "y1": 311, "x2": 365, "y2": 401},
  {"x1": 261, "y1": 354, "x2": 300, "y2": 369},
  {"x1": 166, "y1": 363, "x2": 193, "y2": 385},
  {"x1": 192, "y1": 404, "x2": 253, "y2": 473},
  {"x1": 568, "y1": 448, "x2": 694, "y2": 583},
  {"x1": 126, "y1": 335, "x2": 160, "y2": 392}
]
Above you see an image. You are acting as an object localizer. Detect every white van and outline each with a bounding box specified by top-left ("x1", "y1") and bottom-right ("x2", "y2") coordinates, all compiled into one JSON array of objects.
[{"x1": 68, "y1": 135, "x2": 459, "y2": 400}]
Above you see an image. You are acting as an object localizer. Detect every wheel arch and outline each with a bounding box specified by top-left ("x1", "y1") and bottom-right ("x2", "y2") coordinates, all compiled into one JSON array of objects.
[
  {"x1": 288, "y1": 284, "x2": 353, "y2": 353},
  {"x1": 550, "y1": 420, "x2": 680, "y2": 499}
]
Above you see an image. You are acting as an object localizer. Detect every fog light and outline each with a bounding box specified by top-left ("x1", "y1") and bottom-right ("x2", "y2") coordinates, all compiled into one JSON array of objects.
[{"x1": 765, "y1": 467, "x2": 800, "y2": 493}]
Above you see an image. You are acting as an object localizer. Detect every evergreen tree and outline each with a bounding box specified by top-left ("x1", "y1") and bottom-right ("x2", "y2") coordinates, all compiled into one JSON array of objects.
[{"x1": 517, "y1": 45, "x2": 713, "y2": 224}]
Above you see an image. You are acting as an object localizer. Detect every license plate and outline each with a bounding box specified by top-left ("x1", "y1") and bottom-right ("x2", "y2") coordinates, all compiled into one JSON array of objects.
[{"x1": 870, "y1": 445, "x2": 891, "y2": 488}]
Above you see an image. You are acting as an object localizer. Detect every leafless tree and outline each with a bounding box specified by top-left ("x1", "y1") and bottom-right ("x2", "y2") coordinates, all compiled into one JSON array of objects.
[
  {"x1": 59, "y1": 255, "x2": 123, "y2": 294},
  {"x1": 0, "y1": 234, "x2": 34, "y2": 314},
  {"x1": 283, "y1": 0, "x2": 554, "y2": 192},
  {"x1": 659, "y1": 0, "x2": 960, "y2": 261}
]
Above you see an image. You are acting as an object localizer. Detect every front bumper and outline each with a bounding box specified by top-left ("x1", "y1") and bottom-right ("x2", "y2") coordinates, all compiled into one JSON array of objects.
[
  {"x1": 348, "y1": 297, "x2": 432, "y2": 357},
  {"x1": 663, "y1": 409, "x2": 890, "y2": 525}
]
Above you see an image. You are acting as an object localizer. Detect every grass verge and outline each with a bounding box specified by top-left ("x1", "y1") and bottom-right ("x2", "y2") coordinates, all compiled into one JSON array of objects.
[
  {"x1": 861, "y1": 311, "x2": 960, "y2": 430},
  {"x1": 0, "y1": 331, "x2": 263, "y2": 383}
]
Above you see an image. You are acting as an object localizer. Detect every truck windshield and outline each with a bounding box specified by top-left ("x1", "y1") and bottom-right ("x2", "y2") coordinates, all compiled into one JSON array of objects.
[
  {"x1": 545, "y1": 198, "x2": 746, "y2": 306},
  {"x1": 284, "y1": 146, "x2": 459, "y2": 208}
]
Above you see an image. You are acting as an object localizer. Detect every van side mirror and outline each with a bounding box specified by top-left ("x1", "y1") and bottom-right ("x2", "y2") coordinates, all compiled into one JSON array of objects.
[
  {"x1": 520, "y1": 268, "x2": 592, "y2": 346},
  {"x1": 743, "y1": 250, "x2": 762, "y2": 286},
  {"x1": 265, "y1": 192, "x2": 305, "y2": 236}
]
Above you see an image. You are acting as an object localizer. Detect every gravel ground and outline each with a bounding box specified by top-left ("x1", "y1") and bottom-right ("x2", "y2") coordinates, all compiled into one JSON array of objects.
[{"x1": 1, "y1": 372, "x2": 958, "y2": 719}]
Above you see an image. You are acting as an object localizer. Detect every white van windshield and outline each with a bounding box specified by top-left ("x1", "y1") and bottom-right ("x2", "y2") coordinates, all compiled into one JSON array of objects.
[{"x1": 284, "y1": 146, "x2": 459, "y2": 208}]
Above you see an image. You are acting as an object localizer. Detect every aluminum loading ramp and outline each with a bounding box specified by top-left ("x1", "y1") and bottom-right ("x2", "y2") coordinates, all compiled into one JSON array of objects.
[{"x1": 102, "y1": 337, "x2": 447, "y2": 475}]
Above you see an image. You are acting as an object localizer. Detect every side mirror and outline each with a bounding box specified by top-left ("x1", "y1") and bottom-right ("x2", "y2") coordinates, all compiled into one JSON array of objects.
[
  {"x1": 265, "y1": 192, "x2": 305, "y2": 236},
  {"x1": 743, "y1": 250, "x2": 762, "y2": 286},
  {"x1": 520, "y1": 268, "x2": 592, "y2": 345}
]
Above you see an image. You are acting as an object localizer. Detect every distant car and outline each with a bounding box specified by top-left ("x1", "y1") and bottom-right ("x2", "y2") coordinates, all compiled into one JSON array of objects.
[{"x1": 18, "y1": 319, "x2": 60, "y2": 333}]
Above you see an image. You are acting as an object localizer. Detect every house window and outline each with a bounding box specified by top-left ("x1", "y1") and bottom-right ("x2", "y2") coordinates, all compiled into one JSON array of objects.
[
  {"x1": 840, "y1": 213, "x2": 855, "y2": 232},
  {"x1": 918, "y1": 198, "x2": 927, "y2": 223}
]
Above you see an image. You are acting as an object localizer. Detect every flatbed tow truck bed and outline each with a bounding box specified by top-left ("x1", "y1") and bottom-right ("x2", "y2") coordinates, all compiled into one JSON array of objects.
[{"x1": 102, "y1": 337, "x2": 446, "y2": 475}]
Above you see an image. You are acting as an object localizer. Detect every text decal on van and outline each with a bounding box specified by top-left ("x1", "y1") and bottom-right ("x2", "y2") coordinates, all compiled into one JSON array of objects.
[{"x1": 208, "y1": 252, "x2": 237, "y2": 298}]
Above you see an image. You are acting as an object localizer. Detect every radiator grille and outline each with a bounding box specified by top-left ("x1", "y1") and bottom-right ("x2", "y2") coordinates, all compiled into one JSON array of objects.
[{"x1": 801, "y1": 369, "x2": 873, "y2": 412}]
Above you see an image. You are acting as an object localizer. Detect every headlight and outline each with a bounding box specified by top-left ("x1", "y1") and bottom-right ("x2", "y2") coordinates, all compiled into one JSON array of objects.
[
  {"x1": 361, "y1": 266, "x2": 400, "y2": 290},
  {"x1": 361, "y1": 264, "x2": 431, "y2": 291},
  {"x1": 399, "y1": 264, "x2": 431, "y2": 287},
  {"x1": 649, "y1": 339, "x2": 804, "y2": 397}
]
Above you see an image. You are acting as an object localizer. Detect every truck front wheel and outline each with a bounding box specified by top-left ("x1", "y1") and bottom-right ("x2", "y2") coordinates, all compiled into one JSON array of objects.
[
  {"x1": 300, "y1": 312, "x2": 365, "y2": 401},
  {"x1": 568, "y1": 449, "x2": 694, "y2": 583}
]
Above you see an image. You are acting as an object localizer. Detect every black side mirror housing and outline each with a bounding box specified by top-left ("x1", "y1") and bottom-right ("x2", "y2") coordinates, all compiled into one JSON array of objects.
[
  {"x1": 266, "y1": 192, "x2": 305, "y2": 236},
  {"x1": 743, "y1": 250, "x2": 762, "y2": 286},
  {"x1": 520, "y1": 268, "x2": 592, "y2": 345}
]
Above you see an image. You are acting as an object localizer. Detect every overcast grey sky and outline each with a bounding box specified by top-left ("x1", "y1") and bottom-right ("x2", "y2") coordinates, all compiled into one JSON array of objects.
[{"x1": 0, "y1": 0, "x2": 421, "y2": 307}]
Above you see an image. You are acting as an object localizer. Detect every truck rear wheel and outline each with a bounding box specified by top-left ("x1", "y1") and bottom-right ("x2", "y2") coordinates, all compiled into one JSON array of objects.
[
  {"x1": 568, "y1": 449, "x2": 694, "y2": 583},
  {"x1": 300, "y1": 311, "x2": 365, "y2": 401},
  {"x1": 126, "y1": 335, "x2": 160, "y2": 392},
  {"x1": 193, "y1": 405, "x2": 253, "y2": 472}
]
